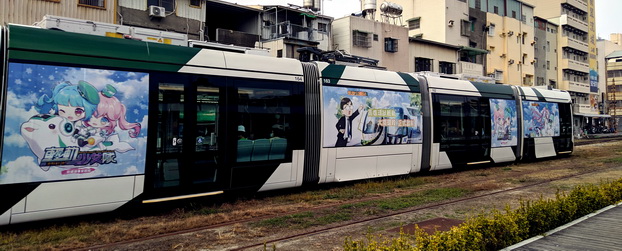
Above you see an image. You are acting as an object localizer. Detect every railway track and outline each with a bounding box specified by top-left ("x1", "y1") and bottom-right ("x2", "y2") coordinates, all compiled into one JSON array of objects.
[
  {"x1": 77, "y1": 137, "x2": 621, "y2": 250},
  {"x1": 229, "y1": 164, "x2": 617, "y2": 250},
  {"x1": 575, "y1": 134, "x2": 622, "y2": 146}
]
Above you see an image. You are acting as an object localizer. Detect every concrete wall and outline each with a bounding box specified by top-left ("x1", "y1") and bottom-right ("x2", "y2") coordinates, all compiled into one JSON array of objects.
[
  {"x1": 546, "y1": 22, "x2": 559, "y2": 87},
  {"x1": 118, "y1": 0, "x2": 205, "y2": 40},
  {"x1": 409, "y1": 40, "x2": 457, "y2": 73},
  {"x1": 119, "y1": 7, "x2": 203, "y2": 40},
  {"x1": 469, "y1": 7, "x2": 488, "y2": 65},
  {"x1": 332, "y1": 16, "x2": 409, "y2": 72}
]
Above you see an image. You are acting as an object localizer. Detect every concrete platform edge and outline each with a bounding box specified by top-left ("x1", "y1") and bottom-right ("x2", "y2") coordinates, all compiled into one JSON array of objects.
[{"x1": 501, "y1": 201, "x2": 622, "y2": 250}]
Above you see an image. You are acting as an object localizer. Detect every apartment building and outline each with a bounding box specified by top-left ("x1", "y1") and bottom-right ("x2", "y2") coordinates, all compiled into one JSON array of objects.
[
  {"x1": 529, "y1": 0, "x2": 596, "y2": 133},
  {"x1": 471, "y1": 0, "x2": 536, "y2": 85},
  {"x1": 605, "y1": 51, "x2": 622, "y2": 130},
  {"x1": 598, "y1": 38, "x2": 622, "y2": 114},
  {"x1": 534, "y1": 17, "x2": 559, "y2": 89},
  {"x1": 359, "y1": 0, "x2": 486, "y2": 75}
]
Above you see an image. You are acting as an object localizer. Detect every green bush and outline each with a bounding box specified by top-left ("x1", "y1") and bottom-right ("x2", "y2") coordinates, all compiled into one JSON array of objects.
[{"x1": 344, "y1": 178, "x2": 622, "y2": 251}]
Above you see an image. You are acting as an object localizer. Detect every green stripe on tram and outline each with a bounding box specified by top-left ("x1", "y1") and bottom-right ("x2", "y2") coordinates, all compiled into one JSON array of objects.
[
  {"x1": 8, "y1": 25, "x2": 200, "y2": 72},
  {"x1": 531, "y1": 88, "x2": 547, "y2": 101},
  {"x1": 321, "y1": 64, "x2": 346, "y2": 85},
  {"x1": 397, "y1": 72, "x2": 420, "y2": 92},
  {"x1": 472, "y1": 82, "x2": 515, "y2": 99}
]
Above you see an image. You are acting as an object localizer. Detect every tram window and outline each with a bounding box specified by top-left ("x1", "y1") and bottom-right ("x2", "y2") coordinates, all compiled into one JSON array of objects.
[
  {"x1": 433, "y1": 94, "x2": 490, "y2": 144},
  {"x1": 235, "y1": 80, "x2": 295, "y2": 162},
  {"x1": 196, "y1": 86, "x2": 219, "y2": 152}
]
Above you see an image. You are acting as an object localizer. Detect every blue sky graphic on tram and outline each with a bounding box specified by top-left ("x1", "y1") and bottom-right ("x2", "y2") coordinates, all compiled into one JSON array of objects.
[
  {"x1": 322, "y1": 86, "x2": 422, "y2": 147},
  {"x1": 0, "y1": 62, "x2": 149, "y2": 185},
  {"x1": 522, "y1": 101, "x2": 560, "y2": 138}
]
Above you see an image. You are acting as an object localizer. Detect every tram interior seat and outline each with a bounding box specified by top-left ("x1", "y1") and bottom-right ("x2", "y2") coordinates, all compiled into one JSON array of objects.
[
  {"x1": 269, "y1": 138, "x2": 287, "y2": 160},
  {"x1": 237, "y1": 138, "x2": 288, "y2": 162},
  {"x1": 252, "y1": 139, "x2": 271, "y2": 161},
  {"x1": 237, "y1": 140, "x2": 254, "y2": 162},
  {"x1": 162, "y1": 161, "x2": 180, "y2": 186}
]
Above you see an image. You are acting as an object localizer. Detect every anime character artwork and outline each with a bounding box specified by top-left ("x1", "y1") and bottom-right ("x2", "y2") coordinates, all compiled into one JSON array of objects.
[
  {"x1": 323, "y1": 86, "x2": 422, "y2": 147},
  {"x1": 490, "y1": 99, "x2": 518, "y2": 147},
  {"x1": 0, "y1": 62, "x2": 148, "y2": 185},
  {"x1": 522, "y1": 101, "x2": 560, "y2": 138}
]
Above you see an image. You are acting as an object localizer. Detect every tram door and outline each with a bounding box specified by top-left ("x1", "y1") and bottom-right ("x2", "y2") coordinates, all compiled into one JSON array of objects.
[{"x1": 154, "y1": 75, "x2": 225, "y2": 191}]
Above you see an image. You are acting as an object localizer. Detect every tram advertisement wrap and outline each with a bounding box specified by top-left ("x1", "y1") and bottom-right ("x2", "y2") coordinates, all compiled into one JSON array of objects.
[
  {"x1": 322, "y1": 86, "x2": 422, "y2": 147},
  {"x1": 490, "y1": 99, "x2": 518, "y2": 147},
  {"x1": 0, "y1": 62, "x2": 148, "y2": 185},
  {"x1": 522, "y1": 101, "x2": 560, "y2": 138}
]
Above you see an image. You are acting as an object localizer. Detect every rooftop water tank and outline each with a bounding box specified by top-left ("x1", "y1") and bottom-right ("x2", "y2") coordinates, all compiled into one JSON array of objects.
[
  {"x1": 380, "y1": 2, "x2": 402, "y2": 16},
  {"x1": 363, "y1": 0, "x2": 377, "y2": 11}
]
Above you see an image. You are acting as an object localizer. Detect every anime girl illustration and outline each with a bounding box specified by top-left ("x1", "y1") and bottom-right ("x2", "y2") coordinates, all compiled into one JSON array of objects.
[
  {"x1": 80, "y1": 84, "x2": 141, "y2": 152},
  {"x1": 36, "y1": 80, "x2": 100, "y2": 123}
]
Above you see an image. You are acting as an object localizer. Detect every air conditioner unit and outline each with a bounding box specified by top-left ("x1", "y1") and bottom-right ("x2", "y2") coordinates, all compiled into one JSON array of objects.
[
  {"x1": 149, "y1": 5, "x2": 166, "y2": 18},
  {"x1": 508, "y1": 59, "x2": 515, "y2": 64},
  {"x1": 507, "y1": 31, "x2": 514, "y2": 36}
]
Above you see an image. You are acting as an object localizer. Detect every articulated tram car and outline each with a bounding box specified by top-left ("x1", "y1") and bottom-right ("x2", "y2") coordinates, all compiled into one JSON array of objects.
[{"x1": 0, "y1": 24, "x2": 573, "y2": 225}]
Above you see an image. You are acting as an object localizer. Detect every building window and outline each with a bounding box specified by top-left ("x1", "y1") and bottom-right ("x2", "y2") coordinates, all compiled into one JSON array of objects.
[
  {"x1": 408, "y1": 18, "x2": 421, "y2": 30},
  {"x1": 148, "y1": 0, "x2": 175, "y2": 12},
  {"x1": 190, "y1": 0, "x2": 201, "y2": 7},
  {"x1": 318, "y1": 23, "x2": 328, "y2": 33},
  {"x1": 461, "y1": 19, "x2": 471, "y2": 37},
  {"x1": 373, "y1": 34, "x2": 379, "y2": 41},
  {"x1": 487, "y1": 23, "x2": 495, "y2": 36},
  {"x1": 439, "y1": 62, "x2": 456, "y2": 74},
  {"x1": 512, "y1": 11, "x2": 517, "y2": 18},
  {"x1": 277, "y1": 49, "x2": 283, "y2": 58},
  {"x1": 353, "y1": 30, "x2": 372, "y2": 48},
  {"x1": 547, "y1": 61, "x2": 550, "y2": 70},
  {"x1": 469, "y1": 17, "x2": 476, "y2": 32},
  {"x1": 474, "y1": 0, "x2": 481, "y2": 9},
  {"x1": 385, "y1": 38, "x2": 398, "y2": 52},
  {"x1": 415, "y1": 58, "x2": 432, "y2": 72},
  {"x1": 494, "y1": 6, "x2": 499, "y2": 14},
  {"x1": 78, "y1": 0, "x2": 105, "y2": 8}
]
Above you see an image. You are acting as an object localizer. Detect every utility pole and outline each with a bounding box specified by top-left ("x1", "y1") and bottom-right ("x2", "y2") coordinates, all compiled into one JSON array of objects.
[{"x1": 609, "y1": 78, "x2": 617, "y2": 132}]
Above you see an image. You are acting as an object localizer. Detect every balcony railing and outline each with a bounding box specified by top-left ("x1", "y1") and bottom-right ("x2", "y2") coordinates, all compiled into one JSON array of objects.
[
  {"x1": 573, "y1": 104, "x2": 593, "y2": 114},
  {"x1": 560, "y1": 36, "x2": 588, "y2": 52},
  {"x1": 457, "y1": 61, "x2": 483, "y2": 76},
  {"x1": 560, "y1": 14, "x2": 588, "y2": 31},
  {"x1": 565, "y1": 0, "x2": 588, "y2": 13},
  {"x1": 263, "y1": 21, "x2": 325, "y2": 42},
  {"x1": 561, "y1": 58, "x2": 590, "y2": 73},
  {"x1": 565, "y1": 79, "x2": 590, "y2": 93}
]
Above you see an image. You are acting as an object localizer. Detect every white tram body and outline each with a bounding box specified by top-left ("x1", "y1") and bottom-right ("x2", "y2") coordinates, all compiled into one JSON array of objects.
[{"x1": 0, "y1": 23, "x2": 572, "y2": 225}]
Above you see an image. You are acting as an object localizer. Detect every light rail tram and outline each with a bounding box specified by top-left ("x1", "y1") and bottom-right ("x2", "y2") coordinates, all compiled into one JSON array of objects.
[{"x1": 0, "y1": 23, "x2": 573, "y2": 225}]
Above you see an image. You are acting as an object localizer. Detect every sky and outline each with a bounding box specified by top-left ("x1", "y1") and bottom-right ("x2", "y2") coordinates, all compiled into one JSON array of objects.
[
  {"x1": 223, "y1": 0, "x2": 621, "y2": 38},
  {"x1": 595, "y1": 0, "x2": 622, "y2": 38}
]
